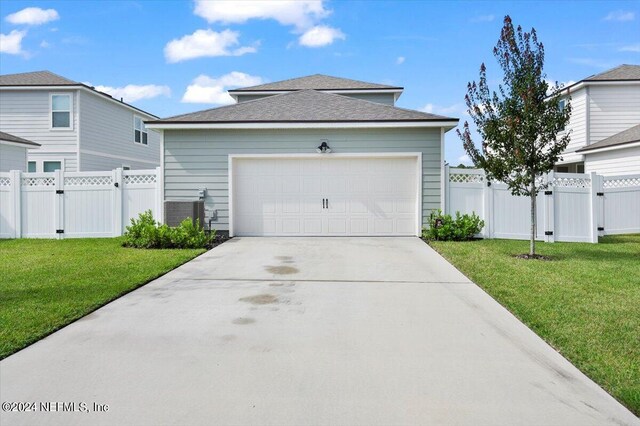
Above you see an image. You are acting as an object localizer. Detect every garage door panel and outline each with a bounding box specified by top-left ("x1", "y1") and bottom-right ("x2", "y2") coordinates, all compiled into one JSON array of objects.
[
  {"x1": 327, "y1": 218, "x2": 347, "y2": 234},
  {"x1": 282, "y1": 198, "x2": 301, "y2": 214},
  {"x1": 303, "y1": 218, "x2": 323, "y2": 234},
  {"x1": 282, "y1": 178, "x2": 301, "y2": 193},
  {"x1": 232, "y1": 156, "x2": 419, "y2": 236},
  {"x1": 349, "y1": 218, "x2": 369, "y2": 234}
]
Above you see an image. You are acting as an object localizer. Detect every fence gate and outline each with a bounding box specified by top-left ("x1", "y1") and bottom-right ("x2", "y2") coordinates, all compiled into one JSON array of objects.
[
  {"x1": 0, "y1": 168, "x2": 161, "y2": 239},
  {"x1": 444, "y1": 166, "x2": 640, "y2": 243}
]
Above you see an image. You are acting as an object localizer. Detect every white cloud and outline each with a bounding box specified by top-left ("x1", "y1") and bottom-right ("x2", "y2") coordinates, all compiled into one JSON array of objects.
[
  {"x1": 40, "y1": 40, "x2": 50, "y2": 48},
  {"x1": 91, "y1": 84, "x2": 171, "y2": 103},
  {"x1": 619, "y1": 43, "x2": 640, "y2": 52},
  {"x1": 193, "y1": 0, "x2": 329, "y2": 31},
  {"x1": 0, "y1": 30, "x2": 26, "y2": 55},
  {"x1": 604, "y1": 10, "x2": 635, "y2": 21},
  {"x1": 458, "y1": 154, "x2": 472, "y2": 164},
  {"x1": 421, "y1": 103, "x2": 466, "y2": 116},
  {"x1": 470, "y1": 14, "x2": 495, "y2": 22},
  {"x1": 6, "y1": 7, "x2": 59, "y2": 26},
  {"x1": 299, "y1": 25, "x2": 344, "y2": 47},
  {"x1": 164, "y1": 29, "x2": 257, "y2": 63},
  {"x1": 396, "y1": 56, "x2": 405, "y2": 65},
  {"x1": 182, "y1": 72, "x2": 264, "y2": 105}
]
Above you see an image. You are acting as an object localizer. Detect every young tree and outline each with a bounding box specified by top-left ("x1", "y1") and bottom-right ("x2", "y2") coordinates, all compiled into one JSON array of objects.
[{"x1": 458, "y1": 16, "x2": 572, "y2": 257}]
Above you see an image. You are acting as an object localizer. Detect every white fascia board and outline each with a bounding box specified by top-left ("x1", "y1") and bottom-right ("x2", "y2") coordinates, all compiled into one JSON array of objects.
[
  {"x1": 579, "y1": 141, "x2": 640, "y2": 155},
  {"x1": 554, "y1": 80, "x2": 640, "y2": 97},
  {"x1": 146, "y1": 121, "x2": 458, "y2": 130},
  {"x1": 0, "y1": 85, "x2": 158, "y2": 119}
]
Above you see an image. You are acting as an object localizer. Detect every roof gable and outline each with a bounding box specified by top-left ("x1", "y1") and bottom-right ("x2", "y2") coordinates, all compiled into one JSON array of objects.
[
  {"x1": 0, "y1": 70, "x2": 158, "y2": 118},
  {"x1": 229, "y1": 74, "x2": 402, "y2": 92},
  {"x1": 152, "y1": 89, "x2": 455, "y2": 124}
]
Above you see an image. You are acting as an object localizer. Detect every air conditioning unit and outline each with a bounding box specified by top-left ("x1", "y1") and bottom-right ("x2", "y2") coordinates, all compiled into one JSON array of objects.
[{"x1": 164, "y1": 200, "x2": 205, "y2": 228}]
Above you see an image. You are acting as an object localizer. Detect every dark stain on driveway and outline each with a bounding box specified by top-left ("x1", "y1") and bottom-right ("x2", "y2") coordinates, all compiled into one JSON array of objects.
[
  {"x1": 265, "y1": 266, "x2": 299, "y2": 275},
  {"x1": 232, "y1": 317, "x2": 256, "y2": 325},
  {"x1": 239, "y1": 294, "x2": 279, "y2": 305}
]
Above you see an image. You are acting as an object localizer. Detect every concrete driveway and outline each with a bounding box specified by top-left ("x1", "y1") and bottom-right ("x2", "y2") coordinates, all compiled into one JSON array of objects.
[{"x1": 1, "y1": 237, "x2": 637, "y2": 426}]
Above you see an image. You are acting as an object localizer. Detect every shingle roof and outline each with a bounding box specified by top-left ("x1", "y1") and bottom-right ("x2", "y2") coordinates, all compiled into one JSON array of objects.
[
  {"x1": 576, "y1": 124, "x2": 640, "y2": 153},
  {"x1": 0, "y1": 70, "x2": 78, "y2": 86},
  {"x1": 153, "y1": 89, "x2": 456, "y2": 123},
  {"x1": 228, "y1": 74, "x2": 402, "y2": 92},
  {"x1": 0, "y1": 131, "x2": 41, "y2": 147},
  {"x1": 583, "y1": 64, "x2": 640, "y2": 81}
]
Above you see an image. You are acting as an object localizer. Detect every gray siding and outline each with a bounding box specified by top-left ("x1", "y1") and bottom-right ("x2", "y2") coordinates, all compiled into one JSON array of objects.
[
  {"x1": 79, "y1": 91, "x2": 160, "y2": 171},
  {"x1": 164, "y1": 128, "x2": 442, "y2": 230},
  {"x1": 0, "y1": 144, "x2": 28, "y2": 172},
  {"x1": 589, "y1": 85, "x2": 640, "y2": 145},
  {"x1": 0, "y1": 89, "x2": 78, "y2": 171},
  {"x1": 80, "y1": 152, "x2": 160, "y2": 171},
  {"x1": 236, "y1": 92, "x2": 396, "y2": 105}
]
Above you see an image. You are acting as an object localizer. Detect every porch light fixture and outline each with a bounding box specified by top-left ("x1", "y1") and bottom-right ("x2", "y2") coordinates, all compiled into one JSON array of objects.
[{"x1": 316, "y1": 141, "x2": 331, "y2": 154}]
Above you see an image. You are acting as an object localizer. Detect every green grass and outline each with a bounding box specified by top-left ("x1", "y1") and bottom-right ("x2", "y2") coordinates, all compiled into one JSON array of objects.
[
  {"x1": 0, "y1": 238, "x2": 205, "y2": 359},
  {"x1": 429, "y1": 234, "x2": 640, "y2": 415}
]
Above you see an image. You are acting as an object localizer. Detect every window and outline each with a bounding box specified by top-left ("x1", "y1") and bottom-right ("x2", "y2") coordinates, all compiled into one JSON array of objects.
[
  {"x1": 577, "y1": 164, "x2": 585, "y2": 174},
  {"x1": 558, "y1": 99, "x2": 567, "y2": 131},
  {"x1": 134, "y1": 117, "x2": 148, "y2": 145},
  {"x1": 122, "y1": 165, "x2": 131, "y2": 170},
  {"x1": 43, "y1": 161, "x2": 62, "y2": 172},
  {"x1": 51, "y1": 94, "x2": 72, "y2": 128},
  {"x1": 27, "y1": 161, "x2": 36, "y2": 172},
  {"x1": 556, "y1": 166, "x2": 569, "y2": 173}
]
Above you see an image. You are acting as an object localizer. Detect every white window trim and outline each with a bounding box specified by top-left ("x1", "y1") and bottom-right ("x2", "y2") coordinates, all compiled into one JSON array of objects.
[
  {"x1": 133, "y1": 116, "x2": 149, "y2": 147},
  {"x1": 29, "y1": 158, "x2": 66, "y2": 173},
  {"x1": 50, "y1": 93, "x2": 73, "y2": 131},
  {"x1": 227, "y1": 152, "x2": 423, "y2": 238}
]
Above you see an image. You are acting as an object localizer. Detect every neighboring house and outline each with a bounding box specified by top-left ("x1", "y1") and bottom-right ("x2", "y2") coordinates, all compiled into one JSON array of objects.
[
  {"x1": 0, "y1": 71, "x2": 160, "y2": 172},
  {"x1": 554, "y1": 64, "x2": 640, "y2": 175},
  {"x1": 147, "y1": 74, "x2": 458, "y2": 237},
  {"x1": 0, "y1": 131, "x2": 40, "y2": 172}
]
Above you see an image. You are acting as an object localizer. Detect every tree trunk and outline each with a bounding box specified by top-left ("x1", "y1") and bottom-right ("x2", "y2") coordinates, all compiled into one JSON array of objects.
[{"x1": 530, "y1": 174, "x2": 536, "y2": 256}]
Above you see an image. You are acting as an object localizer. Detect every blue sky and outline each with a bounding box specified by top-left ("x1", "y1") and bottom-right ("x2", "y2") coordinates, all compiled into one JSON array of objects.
[{"x1": 1, "y1": 1, "x2": 639, "y2": 165}]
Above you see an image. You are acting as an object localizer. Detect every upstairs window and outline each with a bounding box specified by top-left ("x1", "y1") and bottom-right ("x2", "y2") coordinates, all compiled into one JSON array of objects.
[
  {"x1": 558, "y1": 98, "x2": 567, "y2": 131},
  {"x1": 134, "y1": 117, "x2": 148, "y2": 145},
  {"x1": 51, "y1": 94, "x2": 72, "y2": 128},
  {"x1": 558, "y1": 99, "x2": 566, "y2": 112}
]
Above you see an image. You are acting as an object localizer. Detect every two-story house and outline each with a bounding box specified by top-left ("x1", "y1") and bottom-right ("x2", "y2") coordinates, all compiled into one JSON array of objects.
[
  {"x1": 0, "y1": 71, "x2": 160, "y2": 172},
  {"x1": 554, "y1": 64, "x2": 640, "y2": 176}
]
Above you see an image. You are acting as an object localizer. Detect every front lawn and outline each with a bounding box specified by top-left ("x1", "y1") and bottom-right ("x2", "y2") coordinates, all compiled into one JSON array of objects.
[
  {"x1": 0, "y1": 238, "x2": 205, "y2": 359},
  {"x1": 429, "y1": 234, "x2": 640, "y2": 415}
]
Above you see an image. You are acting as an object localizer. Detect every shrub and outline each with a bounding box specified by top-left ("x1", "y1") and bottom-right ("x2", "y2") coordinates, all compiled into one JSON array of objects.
[
  {"x1": 422, "y1": 210, "x2": 484, "y2": 241},
  {"x1": 123, "y1": 210, "x2": 213, "y2": 249}
]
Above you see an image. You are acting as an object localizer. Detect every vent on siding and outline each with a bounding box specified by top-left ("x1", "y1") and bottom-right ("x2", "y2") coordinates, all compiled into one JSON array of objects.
[{"x1": 164, "y1": 201, "x2": 205, "y2": 229}]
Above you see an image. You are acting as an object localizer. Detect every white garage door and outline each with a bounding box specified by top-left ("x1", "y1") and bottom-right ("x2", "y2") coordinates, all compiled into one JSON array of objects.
[{"x1": 231, "y1": 155, "x2": 420, "y2": 236}]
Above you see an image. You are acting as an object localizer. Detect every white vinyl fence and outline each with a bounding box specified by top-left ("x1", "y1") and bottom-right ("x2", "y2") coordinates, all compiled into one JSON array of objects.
[
  {"x1": 444, "y1": 167, "x2": 640, "y2": 243},
  {"x1": 0, "y1": 168, "x2": 162, "y2": 239}
]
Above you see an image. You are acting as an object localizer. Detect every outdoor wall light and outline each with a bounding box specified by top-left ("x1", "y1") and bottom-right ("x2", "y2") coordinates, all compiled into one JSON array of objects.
[{"x1": 316, "y1": 141, "x2": 331, "y2": 153}]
